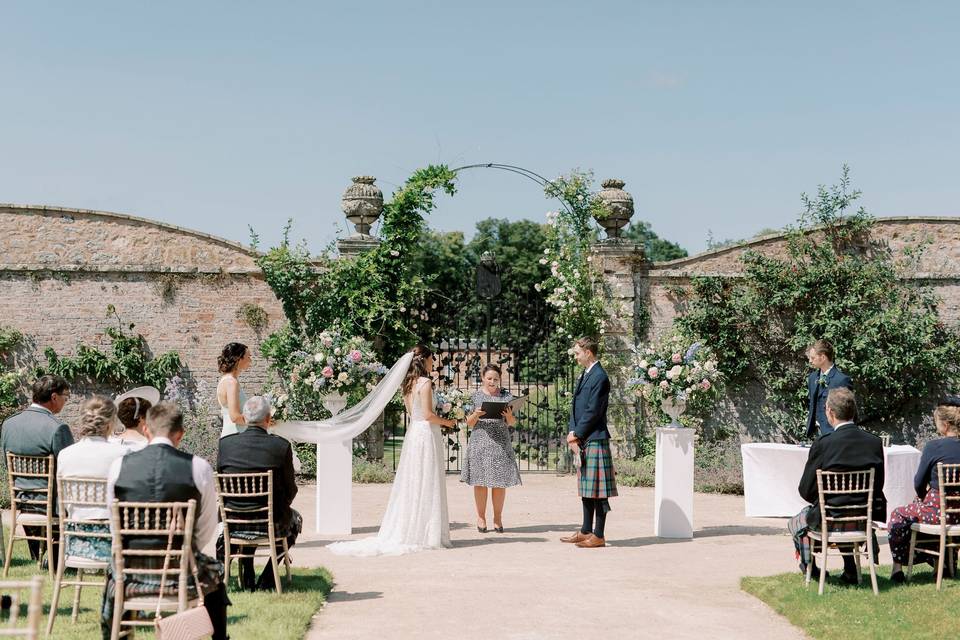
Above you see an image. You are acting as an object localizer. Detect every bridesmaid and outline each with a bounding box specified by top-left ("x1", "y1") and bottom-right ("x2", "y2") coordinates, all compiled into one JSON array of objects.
[
  {"x1": 217, "y1": 342, "x2": 251, "y2": 438},
  {"x1": 461, "y1": 363, "x2": 521, "y2": 533}
]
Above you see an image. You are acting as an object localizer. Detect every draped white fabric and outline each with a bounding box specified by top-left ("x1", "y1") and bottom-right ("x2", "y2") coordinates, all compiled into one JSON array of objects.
[{"x1": 273, "y1": 352, "x2": 414, "y2": 444}]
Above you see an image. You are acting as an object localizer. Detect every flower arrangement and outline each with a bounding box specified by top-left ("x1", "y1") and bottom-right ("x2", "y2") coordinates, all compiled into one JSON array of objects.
[
  {"x1": 628, "y1": 332, "x2": 724, "y2": 427},
  {"x1": 434, "y1": 388, "x2": 472, "y2": 423},
  {"x1": 279, "y1": 329, "x2": 386, "y2": 419}
]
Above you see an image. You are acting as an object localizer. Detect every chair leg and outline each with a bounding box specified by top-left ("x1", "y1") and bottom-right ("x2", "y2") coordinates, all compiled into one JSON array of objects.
[
  {"x1": 224, "y1": 540, "x2": 231, "y2": 591},
  {"x1": 936, "y1": 534, "x2": 946, "y2": 591},
  {"x1": 46, "y1": 557, "x2": 67, "y2": 636},
  {"x1": 867, "y1": 534, "x2": 878, "y2": 596},
  {"x1": 72, "y1": 568, "x2": 84, "y2": 622},
  {"x1": 805, "y1": 552, "x2": 813, "y2": 588},
  {"x1": 2, "y1": 512, "x2": 15, "y2": 577},
  {"x1": 282, "y1": 538, "x2": 291, "y2": 583},
  {"x1": 0, "y1": 517, "x2": 5, "y2": 567},
  {"x1": 46, "y1": 523, "x2": 55, "y2": 579},
  {"x1": 269, "y1": 538, "x2": 283, "y2": 595},
  {"x1": 110, "y1": 585, "x2": 124, "y2": 640},
  {"x1": 907, "y1": 531, "x2": 917, "y2": 583},
  {"x1": 818, "y1": 542, "x2": 828, "y2": 595},
  {"x1": 854, "y1": 547, "x2": 862, "y2": 585}
]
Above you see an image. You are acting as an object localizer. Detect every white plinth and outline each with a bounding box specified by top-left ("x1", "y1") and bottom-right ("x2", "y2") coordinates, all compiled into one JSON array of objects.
[
  {"x1": 315, "y1": 438, "x2": 353, "y2": 534},
  {"x1": 654, "y1": 426, "x2": 695, "y2": 539}
]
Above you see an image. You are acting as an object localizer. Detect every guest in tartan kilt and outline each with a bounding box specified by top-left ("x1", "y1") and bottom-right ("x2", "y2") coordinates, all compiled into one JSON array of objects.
[
  {"x1": 789, "y1": 387, "x2": 885, "y2": 583},
  {"x1": 887, "y1": 398, "x2": 960, "y2": 583},
  {"x1": 561, "y1": 337, "x2": 616, "y2": 548}
]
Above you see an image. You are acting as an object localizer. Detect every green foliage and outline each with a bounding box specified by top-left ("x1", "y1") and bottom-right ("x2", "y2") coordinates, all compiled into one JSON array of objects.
[
  {"x1": 674, "y1": 167, "x2": 959, "y2": 436},
  {"x1": 352, "y1": 456, "x2": 395, "y2": 483},
  {"x1": 0, "y1": 326, "x2": 25, "y2": 419},
  {"x1": 257, "y1": 165, "x2": 458, "y2": 363},
  {"x1": 621, "y1": 220, "x2": 689, "y2": 262},
  {"x1": 36, "y1": 306, "x2": 182, "y2": 392},
  {"x1": 237, "y1": 302, "x2": 269, "y2": 335}
]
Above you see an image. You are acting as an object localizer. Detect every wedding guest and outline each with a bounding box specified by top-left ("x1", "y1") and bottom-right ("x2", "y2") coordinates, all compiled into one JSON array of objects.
[
  {"x1": 57, "y1": 396, "x2": 128, "y2": 561},
  {"x1": 461, "y1": 363, "x2": 521, "y2": 533},
  {"x1": 789, "y1": 387, "x2": 885, "y2": 582},
  {"x1": 102, "y1": 402, "x2": 228, "y2": 640},
  {"x1": 217, "y1": 342, "x2": 251, "y2": 438},
  {"x1": 218, "y1": 395, "x2": 301, "y2": 591},
  {"x1": 0, "y1": 374, "x2": 75, "y2": 565},
  {"x1": 561, "y1": 337, "x2": 616, "y2": 548},
  {"x1": 805, "y1": 339, "x2": 854, "y2": 438},
  {"x1": 111, "y1": 386, "x2": 160, "y2": 449},
  {"x1": 887, "y1": 396, "x2": 960, "y2": 583}
]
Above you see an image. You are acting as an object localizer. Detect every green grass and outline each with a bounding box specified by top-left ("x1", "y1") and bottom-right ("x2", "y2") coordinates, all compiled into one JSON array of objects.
[
  {"x1": 742, "y1": 565, "x2": 960, "y2": 639},
  {"x1": 1, "y1": 540, "x2": 332, "y2": 639}
]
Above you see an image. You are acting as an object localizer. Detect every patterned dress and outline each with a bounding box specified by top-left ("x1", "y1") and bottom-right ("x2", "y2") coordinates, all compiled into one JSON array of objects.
[{"x1": 460, "y1": 389, "x2": 521, "y2": 488}]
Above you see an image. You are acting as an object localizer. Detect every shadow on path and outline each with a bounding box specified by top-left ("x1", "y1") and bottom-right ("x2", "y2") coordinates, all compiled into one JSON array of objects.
[
  {"x1": 328, "y1": 591, "x2": 384, "y2": 602},
  {"x1": 451, "y1": 536, "x2": 546, "y2": 548},
  {"x1": 695, "y1": 525, "x2": 786, "y2": 538}
]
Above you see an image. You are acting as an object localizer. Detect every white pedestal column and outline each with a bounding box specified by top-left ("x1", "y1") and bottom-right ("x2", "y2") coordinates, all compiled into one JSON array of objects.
[
  {"x1": 316, "y1": 393, "x2": 351, "y2": 534},
  {"x1": 654, "y1": 426, "x2": 695, "y2": 539}
]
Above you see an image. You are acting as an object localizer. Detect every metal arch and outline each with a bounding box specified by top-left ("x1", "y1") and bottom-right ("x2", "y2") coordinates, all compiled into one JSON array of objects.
[{"x1": 451, "y1": 163, "x2": 577, "y2": 215}]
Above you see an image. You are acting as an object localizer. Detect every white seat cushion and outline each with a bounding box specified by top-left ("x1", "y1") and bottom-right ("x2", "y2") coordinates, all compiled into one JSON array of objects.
[
  {"x1": 910, "y1": 523, "x2": 960, "y2": 535},
  {"x1": 123, "y1": 595, "x2": 201, "y2": 611},
  {"x1": 808, "y1": 531, "x2": 870, "y2": 542},
  {"x1": 64, "y1": 555, "x2": 110, "y2": 570},
  {"x1": 17, "y1": 513, "x2": 50, "y2": 525}
]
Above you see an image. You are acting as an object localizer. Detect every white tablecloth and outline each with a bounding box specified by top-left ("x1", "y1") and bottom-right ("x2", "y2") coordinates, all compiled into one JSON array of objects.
[{"x1": 741, "y1": 442, "x2": 922, "y2": 522}]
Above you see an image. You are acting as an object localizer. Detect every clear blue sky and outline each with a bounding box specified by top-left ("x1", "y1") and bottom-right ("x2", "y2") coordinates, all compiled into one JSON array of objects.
[{"x1": 2, "y1": 1, "x2": 957, "y2": 255}]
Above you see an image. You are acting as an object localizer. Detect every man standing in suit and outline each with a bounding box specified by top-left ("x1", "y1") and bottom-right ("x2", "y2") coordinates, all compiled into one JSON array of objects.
[
  {"x1": 0, "y1": 374, "x2": 74, "y2": 565},
  {"x1": 788, "y1": 387, "x2": 885, "y2": 582},
  {"x1": 102, "y1": 402, "x2": 228, "y2": 640},
  {"x1": 218, "y1": 395, "x2": 301, "y2": 591},
  {"x1": 561, "y1": 336, "x2": 617, "y2": 548},
  {"x1": 805, "y1": 339, "x2": 854, "y2": 438}
]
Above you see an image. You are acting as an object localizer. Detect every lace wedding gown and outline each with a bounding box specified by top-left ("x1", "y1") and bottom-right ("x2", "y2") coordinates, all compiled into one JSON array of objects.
[{"x1": 328, "y1": 377, "x2": 451, "y2": 556}]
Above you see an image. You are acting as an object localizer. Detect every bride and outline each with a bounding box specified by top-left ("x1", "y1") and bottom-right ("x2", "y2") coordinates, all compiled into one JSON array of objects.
[{"x1": 328, "y1": 344, "x2": 457, "y2": 557}]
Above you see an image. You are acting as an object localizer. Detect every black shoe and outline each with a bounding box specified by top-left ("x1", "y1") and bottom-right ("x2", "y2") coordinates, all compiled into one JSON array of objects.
[
  {"x1": 840, "y1": 572, "x2": 860, "y2": 585},
  {"x1": 890, "y1": 571, "x2": 906, "y2": 584},
  {"x1": 494, "y1": 526, "x2": 504, "y2": 533}
]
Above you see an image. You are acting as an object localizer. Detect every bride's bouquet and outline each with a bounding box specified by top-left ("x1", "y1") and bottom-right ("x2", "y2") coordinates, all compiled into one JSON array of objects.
[
  {"x1": 627, "y1": 331, "x2": 724, "y2": 426},
  {"x1": 434, "y1": 388, "x2": 472, "y2": 423},
  {"x1": 279, "y1": 328, "x2": 386, "y2": 419}
]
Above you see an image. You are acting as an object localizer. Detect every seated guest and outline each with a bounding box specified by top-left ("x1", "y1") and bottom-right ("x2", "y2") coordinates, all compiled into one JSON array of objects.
[
  {"x1": 218, "y1": 395, "x2": 301, "y2": 592},
  {"x1": 57, "y1": 396, "x2": 128, "y2": 562},
  {"x1": 110, "y1": 386, "x2": 160, "y2": 449},
  {"x1": 887, "y1": 396, "x2": 960, "y2": 583},
  {"x1": 102, "y1": 402, "x2": 228, "y2": 640},
  {"x1": 788, "y1": 387, "x2": 886, "y2": 582},
  {"x1": 0, "y1": 374, "x2": 75, "y2": 566}
]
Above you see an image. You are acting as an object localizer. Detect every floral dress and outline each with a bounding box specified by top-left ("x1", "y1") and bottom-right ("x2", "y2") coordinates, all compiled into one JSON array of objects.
[{"x1": 459, "y1": 389, "x2": 521, "y2": 488}]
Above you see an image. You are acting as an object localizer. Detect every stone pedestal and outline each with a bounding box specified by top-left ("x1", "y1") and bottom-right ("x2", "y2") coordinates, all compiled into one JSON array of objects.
[
  {"x1": 337, "y1": 235, "x2": 380, "y2": 258},
  {"x1": 654, "y1": 426, "x2": 695, "y2": 539},
  {"x1": 316, "y1": 392, "x2": 351, "y2": 534}
]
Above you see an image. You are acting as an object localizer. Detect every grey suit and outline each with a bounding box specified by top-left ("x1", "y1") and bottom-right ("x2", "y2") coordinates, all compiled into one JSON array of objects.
[{"x1": 0, "y1": 405, "x2": 74, "y2": 562}]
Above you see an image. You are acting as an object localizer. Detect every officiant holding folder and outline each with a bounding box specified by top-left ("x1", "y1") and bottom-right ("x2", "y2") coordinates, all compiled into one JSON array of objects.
[{"x1": 461, "y1": 363, "x2": 522, "y2": 533}]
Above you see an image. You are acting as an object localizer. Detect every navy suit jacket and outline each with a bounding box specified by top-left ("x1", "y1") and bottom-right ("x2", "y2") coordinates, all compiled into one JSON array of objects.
[
  {"x1": 568, "y1": 362, "x2": 611, "y2": 442},
  {"x1": 806, "y1": 366, "x2": 853, "y2": 438}
]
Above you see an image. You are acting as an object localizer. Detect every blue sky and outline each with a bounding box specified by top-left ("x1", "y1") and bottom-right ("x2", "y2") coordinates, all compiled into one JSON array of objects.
[{"x1": 2, "y1": 1, "x2": 957, "y2": 255}]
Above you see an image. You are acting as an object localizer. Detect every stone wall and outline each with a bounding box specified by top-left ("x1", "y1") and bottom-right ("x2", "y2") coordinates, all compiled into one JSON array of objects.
[{"x1": 0, "y1": 205, "x2": 285, "y2": 425}]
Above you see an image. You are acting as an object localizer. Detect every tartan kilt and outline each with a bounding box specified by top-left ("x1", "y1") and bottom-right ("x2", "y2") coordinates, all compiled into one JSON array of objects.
[{"x1": 578, "y1": 440, "x2": 618, "y2": 499}]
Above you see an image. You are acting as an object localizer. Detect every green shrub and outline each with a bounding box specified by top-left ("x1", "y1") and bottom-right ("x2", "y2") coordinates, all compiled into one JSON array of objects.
[{"x1": 352, "y1": 457, "x2": 394, "y2": 483}]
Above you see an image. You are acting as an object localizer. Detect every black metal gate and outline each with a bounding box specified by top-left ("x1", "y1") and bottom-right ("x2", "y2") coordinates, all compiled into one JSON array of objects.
[{"x1": 380, "y1": 290, "x2": 576, "y2": 474}]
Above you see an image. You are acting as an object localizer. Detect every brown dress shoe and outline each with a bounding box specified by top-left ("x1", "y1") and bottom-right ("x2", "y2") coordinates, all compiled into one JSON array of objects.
[
  {"x1": 560, "y1": 531, "x2": 589, "y2": 543},
  {"x1": 575, "y1": 534, "x2": 606, "y2": 548}
]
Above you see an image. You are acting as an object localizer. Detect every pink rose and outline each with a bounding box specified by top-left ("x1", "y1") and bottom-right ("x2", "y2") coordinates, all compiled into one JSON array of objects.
[
  {"x1": 671, "y1": 353, "x2": 682, "y2": 364},
  {"x1": 322, "y1": 366, "x2": 334, "y2": 378},
  {"x1": 350, "y1": 350, "x2": 362, "y2": 363},
  {"x1": 659, "y1": 380, "x2": 669, "y2": 390},
  {"x1": 700, "y1": 379, "x2": 711, "y2": 391},
  {"x1": 648, "y1": 366, "x2": 659, "y2": 379},
  {"x1": 442, "y1": 402, "x2": 452, "y2": 413}
]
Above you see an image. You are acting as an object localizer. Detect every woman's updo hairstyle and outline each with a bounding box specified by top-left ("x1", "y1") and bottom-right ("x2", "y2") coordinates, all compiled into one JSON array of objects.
[
  {"x1": 481, "y1": 363, "x2": 502, "y2": 377},
  {"x1": 402, "y1": 344, "x2": 433, "y2": 396},
  {"x1": 218, "y1": 342, "x2": 248, "y2": 374},
  {"x1": 934, "y1": 396, "x2": 960, "y2": 435},
  {"x1": 117, "y1": 396, "x2": 153, "y2": 430},
  {"x1": 79, "y1": 396, "x2": 118, "y2": 438}
]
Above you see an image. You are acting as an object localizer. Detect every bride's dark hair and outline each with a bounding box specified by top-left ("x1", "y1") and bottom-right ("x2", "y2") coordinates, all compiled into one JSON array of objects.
[{"x1": 402, "y1": 345, "x2": 433, "y2": 396}]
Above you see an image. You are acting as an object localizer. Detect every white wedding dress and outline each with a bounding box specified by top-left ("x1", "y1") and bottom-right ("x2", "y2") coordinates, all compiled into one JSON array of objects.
[{"x1": 328, "y1": 376, "x2": 451, "y2": 557}]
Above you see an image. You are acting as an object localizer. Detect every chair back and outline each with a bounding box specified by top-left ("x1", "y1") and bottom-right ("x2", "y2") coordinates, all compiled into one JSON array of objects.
[
  {"x1": 216, "y1": 471, "x2": 275, "y2": 537},
  {"x1": 6, "y1": 453, "x2": 54, "y2": 516},
  {"x1": 110, "y1": 500, "x2": 197, "y2": 611},
  {"x1": 57, "y1": 476, "x2": 111, "y2": 557},
  {"x1": 935, "y1": 462, "x2": 960, "y2": 527},
  {"x1": 815, "y1": 468, "x2": 875, "y2": 536},
  {"x1": 0, "y1": 576, "x2": 43, "y2": 638}
]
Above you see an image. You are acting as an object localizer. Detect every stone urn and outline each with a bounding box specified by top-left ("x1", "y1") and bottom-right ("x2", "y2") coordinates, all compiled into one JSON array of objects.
[
  {"x1": 322, "y1": 390, "x2": 349, "y2": 417},
  {"x1": 660, "y1": 396, "x2": 688, "y2": 428},
  {"x1": 341, "y1": 176, "x2": 384, "y2": 237},
  {"x1": 595, "y1": 178, "x2": 634, "y2": 240}
]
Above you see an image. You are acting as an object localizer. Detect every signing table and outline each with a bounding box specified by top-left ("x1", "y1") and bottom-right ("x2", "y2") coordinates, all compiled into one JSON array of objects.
[{"x1": 741, "y1": 442, "x2": 922, "y2": 523}]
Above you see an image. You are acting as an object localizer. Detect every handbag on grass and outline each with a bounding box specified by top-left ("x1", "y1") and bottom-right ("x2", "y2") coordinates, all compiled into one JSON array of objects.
[{"x1": 154, "y1": 550, "x2": 214, "y2": 640}]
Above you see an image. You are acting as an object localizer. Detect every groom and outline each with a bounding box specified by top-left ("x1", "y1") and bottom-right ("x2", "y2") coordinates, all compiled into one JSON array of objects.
[
  {"x1": 805, "y1": 339, "x2": 854, "y2": 438},
  {"x1": 562, "y1": 336, "x2": 617, "y2": 548}
]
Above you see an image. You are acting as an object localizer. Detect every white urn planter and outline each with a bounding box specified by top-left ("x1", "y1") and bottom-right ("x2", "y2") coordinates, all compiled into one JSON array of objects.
[
  {"x1": 315, "y1": 392, "x2": 351, "y2": 534},
  {"x1": 654, "y1": 397, "x2": 695, "y2": 539}
]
